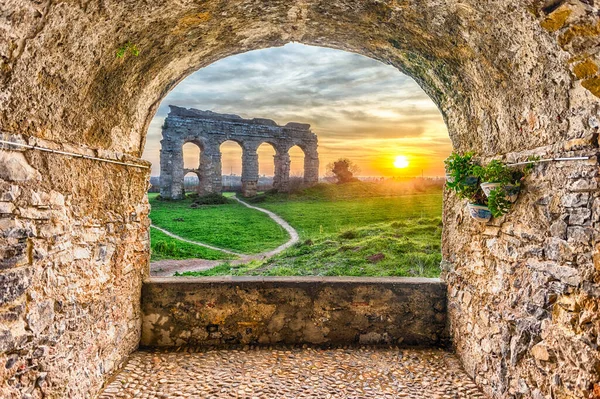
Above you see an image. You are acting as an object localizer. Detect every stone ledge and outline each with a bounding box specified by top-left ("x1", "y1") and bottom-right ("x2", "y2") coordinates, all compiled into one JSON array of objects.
[
  {"x1": 147, "y1": 276, "x2": 442, "y2": 284},
  {"x1": 141, "y1": 277, "x2": 447, "y2": 348}
]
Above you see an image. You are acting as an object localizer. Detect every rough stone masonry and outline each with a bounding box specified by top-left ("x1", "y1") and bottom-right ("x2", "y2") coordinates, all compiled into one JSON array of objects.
[
  {"x1": 159, "y1": 106, "x2": 319, "y2": 198},
  {"x1": 1, "y1": 1, "x2": 600, "y2": 398}
]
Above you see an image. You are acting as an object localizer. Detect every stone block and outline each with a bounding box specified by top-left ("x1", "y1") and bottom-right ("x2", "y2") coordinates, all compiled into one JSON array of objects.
[
  {"x1": 568, "y1": 207, "x2": 591, "y2": 225},
  {"x1": 0, "y1": 152, "x2": 40, "y2": 182},
  {"x1": 0, "y1": 268, "x2": 32, "y2": 305},
  {"x1": 0, "y1": 202, "x2": 15, "y2": 214},
  {"x1": 562, "y1": 193, "x2": 589, "y2": 207},
  {"x1": 545, "y1": 238, "x2": 574, "y2": 262},
  {"x1": 26, "y1": 300, "x2": 55, "y2": 336},
  {"x1": 531, "y1": 342, "x2": 551, "y2": 362},
  {"x1": 567, "y1": 226, "x2": 594, "y2": 246}
]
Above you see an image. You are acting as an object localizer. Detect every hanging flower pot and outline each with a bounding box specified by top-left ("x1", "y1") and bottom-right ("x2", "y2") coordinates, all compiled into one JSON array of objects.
[
  {"x1": 480, "y1": 182, "x2": 502, "y2": 197},
  {"x1": 480, "y1": 182, "x2": 520, "y2": 203},
  {"x1": 467, "y1": 203, "x2": 492, "y2": 222},
  {"x1": 462, "y1": 175, "x2": 479, "y2": 186}
]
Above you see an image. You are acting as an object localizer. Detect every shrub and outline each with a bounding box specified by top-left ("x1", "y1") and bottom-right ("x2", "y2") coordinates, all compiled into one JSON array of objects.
[
  {"x1": 153, "y1": 240, "x2": 178, "y2": 256},
  {"x1": 193, "y1": 193, "x2": 231, "y2": 205},
  {"x1": 287, "y1": 176, "x2": 306, "y2": 193}
]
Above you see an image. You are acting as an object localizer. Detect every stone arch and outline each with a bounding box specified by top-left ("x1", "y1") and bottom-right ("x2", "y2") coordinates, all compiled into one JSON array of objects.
[
  {"x1": 182, "y1": 142, "x2": 201, "y2": 170},
  {"x1": 219, "y1": 139, "x2": 244, "y2": 193},
  {"x1": 160, "y1": 108, "x2": 318, "y2": 197},
  {"x1": 288, "y1": 145, "x2": 307, "y2": 179},
  {"x1": 257, "y1": 142, "x2": 277, "y2": 190},
  {"x1": 1, "y1": 2, "x2": 600, "y2": 399},
  {"x1": 183, "y1": 169, "x2": 201, "y2": 194}
]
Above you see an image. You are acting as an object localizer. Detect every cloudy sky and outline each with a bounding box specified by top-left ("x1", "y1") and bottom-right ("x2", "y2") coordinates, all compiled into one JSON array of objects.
[{"x1": 142, "y1": 43, "x2": 451, "y2": 177}]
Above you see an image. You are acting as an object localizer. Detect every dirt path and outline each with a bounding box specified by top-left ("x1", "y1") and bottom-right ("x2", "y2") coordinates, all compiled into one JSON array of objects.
[{"x1": 150, "y1": 195, "x2": 299, "y2": 277}]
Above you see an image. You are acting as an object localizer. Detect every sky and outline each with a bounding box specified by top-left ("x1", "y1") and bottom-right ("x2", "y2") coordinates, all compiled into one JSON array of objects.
[{"x1": 142, "y1": 43, "x2": 452, "y2": 177}]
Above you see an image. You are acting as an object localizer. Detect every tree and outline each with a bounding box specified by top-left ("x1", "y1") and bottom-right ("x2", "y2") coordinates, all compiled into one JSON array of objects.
[{"x1": 326, "y1": 158, "x2": 360, "y2": 184}]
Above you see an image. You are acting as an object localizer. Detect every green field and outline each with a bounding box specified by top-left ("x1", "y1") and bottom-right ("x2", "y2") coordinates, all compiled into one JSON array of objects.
[
  {"x1": 148, "y1": 193, "x2": 289, "y2": 259},
  {"x1": 167, "y1": 183, "x2": 444, "y2": 277},
  {"x1": 150, "y1": 227, "x2": 237, "y2": 261}
]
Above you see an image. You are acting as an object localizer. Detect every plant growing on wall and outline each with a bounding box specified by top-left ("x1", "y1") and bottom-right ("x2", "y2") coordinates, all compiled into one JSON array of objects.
[
  {"x1": 116, "y1": 42, "x2": 140, "y2": 58},
  {"x1": 445, "y1": 153, "x2": 537, "y2": 221},
  {"x1": 445, "y1": 152, "x2": 492, "y2": 222},
  {"x1": 473, "y1": 159, "x2": 527, "y2": 217},
  {"x1": 473, "y1": 160, "x2": 515, "y2": 184}
]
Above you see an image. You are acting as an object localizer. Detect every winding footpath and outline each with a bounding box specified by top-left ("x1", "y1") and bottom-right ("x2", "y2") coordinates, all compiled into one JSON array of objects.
[{"x1": 150, "y1": 195, "x2": 299, "y2": 277}]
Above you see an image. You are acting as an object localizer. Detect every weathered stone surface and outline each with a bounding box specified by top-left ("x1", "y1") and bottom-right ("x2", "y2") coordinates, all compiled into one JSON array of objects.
[
  {"x1": 0, "y1": 152, "x2": 40, "y2": 182},
  {"x1": 0, "y1": 137, "x2": 150, "y2": 398},
  {"x1": 159, "y1": 106, "x2": 319, "y2": 198},
  {"x1": 141, "y1": 277, "x2": 447, "y2": 347},
  {"x1": 0, "y1": 267, "x2": 32, "y2": 305},
  {"x1": 1, "y1": 0, "x2": 600, "y2": 398}
]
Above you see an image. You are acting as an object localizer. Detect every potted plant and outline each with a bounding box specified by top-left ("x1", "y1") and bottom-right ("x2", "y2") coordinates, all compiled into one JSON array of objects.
[
  {"x1": 474, "y1": 160, "x2": 521, "y2": 203},
  {"x1": 444, "y1": 152, "x2": 492, "y2": 222},
  {"x1": 486, "y1": 187, "x2": 512, "y2": 218},
  {"x1": 444, "y1": 152, "x2": 479, "y2": 200},
  {"x1": 466, "y1": 190, "x2": 492, "y2": 222}
]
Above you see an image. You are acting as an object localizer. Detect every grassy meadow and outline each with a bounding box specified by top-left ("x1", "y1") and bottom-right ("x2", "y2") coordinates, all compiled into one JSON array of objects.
[
  {"x1": 148, "y1": 192, "x2": 289, "y2": 260},
  {"x1": 162, "y1": 181, "x2": 444, "y2": 277}
]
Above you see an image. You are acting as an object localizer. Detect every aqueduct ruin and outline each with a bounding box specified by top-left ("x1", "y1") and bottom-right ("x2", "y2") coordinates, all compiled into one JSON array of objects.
[
  {"x1": 159, "y1": 106, "x2": 319, "y2": 198},
  {"x1": 1, "y1": 1, "x2": 600, "y2": 398}
]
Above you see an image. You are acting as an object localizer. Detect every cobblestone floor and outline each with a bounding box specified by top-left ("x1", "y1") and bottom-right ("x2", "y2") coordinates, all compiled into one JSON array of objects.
[{"x1": 99, "y1": 347, "x2": 486, "y2": 399}]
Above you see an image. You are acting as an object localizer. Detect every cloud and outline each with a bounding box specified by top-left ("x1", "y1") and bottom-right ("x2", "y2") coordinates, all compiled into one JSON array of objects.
[{"x1": 143, "y1": 43, "x2": 451, "y2": 177}]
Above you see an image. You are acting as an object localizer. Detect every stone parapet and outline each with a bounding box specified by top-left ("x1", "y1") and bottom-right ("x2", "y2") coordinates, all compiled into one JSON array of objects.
[{"x1": 141, "y1": 277, "x2": 448, "y2": 347}]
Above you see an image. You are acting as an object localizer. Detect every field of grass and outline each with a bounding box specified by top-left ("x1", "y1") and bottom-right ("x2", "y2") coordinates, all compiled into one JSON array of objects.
[
  {"x1": 150, "y1": 227, "x2": 237, "y2": 262},
  {"x1": 172, "y1": 183, "x2": 444, "y2": 278},
  {"x1": 258, "y1": 192, "x2": 442, "y2": 239},
  {"x1": 148, "y1": 193, "x2": 289, "y2": 255},
  {"x1": 176, "y1": 217, "x2": 442, "y2": 277}
]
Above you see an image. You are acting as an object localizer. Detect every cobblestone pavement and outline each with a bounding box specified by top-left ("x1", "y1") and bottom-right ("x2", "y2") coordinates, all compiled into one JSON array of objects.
[{"x1": 99, "y1": 347, "x2": 487, "y2": 398}]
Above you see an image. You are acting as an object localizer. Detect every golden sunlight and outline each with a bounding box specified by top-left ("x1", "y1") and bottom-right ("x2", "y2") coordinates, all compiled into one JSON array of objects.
[{"x1": 393, "y1": 155, "x2": 409, "y2": 169}]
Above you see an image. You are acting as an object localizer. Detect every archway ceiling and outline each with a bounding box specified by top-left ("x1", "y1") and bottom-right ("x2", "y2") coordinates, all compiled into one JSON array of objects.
[{"x1": 1, "y1": 1, "x2": 596, "y2": 157}]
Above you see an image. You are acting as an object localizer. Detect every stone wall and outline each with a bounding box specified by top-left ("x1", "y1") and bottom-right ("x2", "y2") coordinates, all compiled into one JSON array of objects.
[
  {"x1": 443, "y1": 141, "x2": 600, "y2": 399},
  {"x1": 440, "y1": 2, "x2": 600, "y2": 397},
  {"x1": 0, "y1": 135, "x2": 150, "y2": 398},
  {"x1": 141, "y1": 277, "x2": 447, "y2": 347}
]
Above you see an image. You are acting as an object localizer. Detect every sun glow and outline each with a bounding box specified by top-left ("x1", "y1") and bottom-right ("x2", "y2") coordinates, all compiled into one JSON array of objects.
[{"x1": 394, "y1": 155, "x2": 409, "y2": 169}]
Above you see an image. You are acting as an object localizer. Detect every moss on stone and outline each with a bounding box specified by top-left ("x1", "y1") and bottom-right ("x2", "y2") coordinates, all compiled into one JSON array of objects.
[
  {"x1": 581, "y1": 77, "x2": 600, "y2": 97},
  {"x1": 540, "y1": 8, "x2": 572, "y2": 32},
  {"x1": 172, "y1": 12, "x2": 212, "y2": 35},
  {"x1": 559, "y1": 21, "x2": 600, "y2": 47},
  {"x1": 573, "y1": 59, "x2": 599, "y2": 79}
]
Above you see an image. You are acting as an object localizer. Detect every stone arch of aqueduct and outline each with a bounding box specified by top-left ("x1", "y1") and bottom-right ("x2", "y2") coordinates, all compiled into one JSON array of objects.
[
  {"x1": 1, "y1": 1, "x2": 600, "y2": 398},
  {"x1": 159, "y1": 106, "x2": 319, "y2": 198}
]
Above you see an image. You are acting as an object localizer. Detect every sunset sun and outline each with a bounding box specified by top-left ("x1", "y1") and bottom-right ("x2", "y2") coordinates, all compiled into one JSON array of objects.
[{"x1": 393, "y1": 155, "x2": 409, "y2": 169}]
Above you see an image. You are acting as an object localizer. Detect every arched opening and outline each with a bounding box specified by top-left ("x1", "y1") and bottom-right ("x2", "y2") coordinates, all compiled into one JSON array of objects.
[
  {"x1": 183, "y1": 170, "x2": 200, "y2": 194},
  {"x1": 288, "y1": 145, "x2": 306, "y2": 190},
  {"x1": 257, "y1": 142, "x2": 277, "y2": 191},
  {"x1": 182, "y1": 142, "x2": 201, "y2": 170},
  {"x1": 2, "y1": 3, "x2": 599, "y2": 399},
  {"x1": 220, "y1": 140, "x2": 243, "y2": 192}
]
